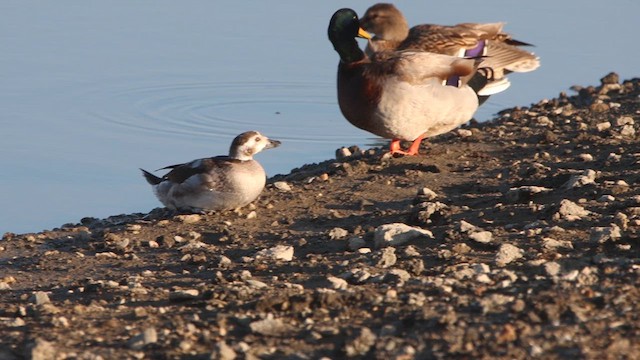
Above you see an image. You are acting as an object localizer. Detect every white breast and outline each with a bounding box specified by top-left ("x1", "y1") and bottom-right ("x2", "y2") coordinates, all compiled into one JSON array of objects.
[{"x1": 373, "y1": 77, "x2": 479, "y2": 141}]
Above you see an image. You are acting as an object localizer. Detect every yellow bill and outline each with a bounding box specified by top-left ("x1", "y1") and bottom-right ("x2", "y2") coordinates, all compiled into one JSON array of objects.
[{"x1": 357, "y1": 27, "x2": 372, "y2": 40}]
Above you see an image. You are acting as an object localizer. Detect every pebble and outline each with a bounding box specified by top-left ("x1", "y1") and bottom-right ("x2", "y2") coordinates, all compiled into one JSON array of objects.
[
  {"x1": 417, "y1": 187, "x2": 438, "y2": 201},
  {"x1": 596, "y1": 121, "x2": 611, "y2": 132},
  {"x1": 335, "y1": 147, "x2": 352, "y2": 160},
  {"x1": 128, "y1": 327, "x2": 158, "y2": 350},
  {"x1": 344, "y1": 327, "x2": 376, "y2": 357},
  {"x1": 31, "y1": 291, "x2": 51, "y2": 305},
  {"x1": 458, "y1": 220, "x2": 478, "y2": 233},
  {"x1": 495, "y1": 244, "x2": 524, "y2": 266},
  {"x1": 211, "y1": 341, "x2": 237, "y2": 360},
  {"x1": 328, "y1": 227, "x2": 349, "y2": 240},
  {"x1": 373, "y1": 223, "x2": 433, "y2": 248},
  {"x1": 376, "y1": 247, "x2": 397, "y2": 268},
  {"x1": 26, "y1": 338, "x2": 57, "y2": 360},
  {"x1": 95, "y1": 252, "x2": 118, "y2": 259},
  {"x1": 169, "y1": 289, "x2": 199, "y2": 301},
  {"x1": 273, "y1": 181, "x2": 292, "y2": 192},
  {"x1": 403, "y1": 245, "x2": 421, "y2": 257},
  {"x1": 556, "y1": 199, "x2": 591, "y2": 221},
  {"x1": 249, "y1": 318, "x2": 292, "y2": 336},
  {"x1": 505, "y1": 186, "x2": 552, "y2": 202},
  {"x1": 414, "y1": 201, "x2": 448, "y2": 224},
  {"x1": 542, "y1": 237, "x2": 573, "y2": 250},
  {"x1": 616, "y1": 116, "x2": 634, "y2": 126},
  {"x1": 544, "y1": 261, "x2": 562, "y2": 277},
  {"x1": 468, "y1": 231, "x2": 493, "y2": 244},
  {"x1": 590, "y1": 225, "x2": 622, "y2": 243},
  {"x1": 326, "y1": 276, "x2": 348, "y2": 290},
  {"x1": 562, "y1": 169, "x2": 596, "y2": 189},
  {"x1": 246, "y1": 211, "x2": 257, "y2": 220},
  {"x1": 457, "y1": 128, "x2": 473, "y2": 137},
  {"x1": 245, "y1": 279, "x2": 268, "y2": 289},
  {"x1": 577, "y1": 153, "x2": 594, "y2": 162},
  {"x1": 598, "y1": 194, "x2": 615, "y2": 202},
  {"x1": 255, "y1": 245, "x2": 294, "y2": 262},
  {"x1": 620, "y1": 125, "x2": 635, "y2": 137},
  {"x1": 386, "y1": 269, "x2": 411, "y2": 283},
  {"x1": 347, "y1": 237, "x2": 367, "y2": 251},
  {"x1": 175, "y1": 214, "x2": 201, "y2": 224}
]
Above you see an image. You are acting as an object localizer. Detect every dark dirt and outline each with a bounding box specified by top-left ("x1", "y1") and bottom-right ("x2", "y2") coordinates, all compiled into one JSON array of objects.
[{"x1": 1, "y1": 73, "x2": 639, "y2": 359}]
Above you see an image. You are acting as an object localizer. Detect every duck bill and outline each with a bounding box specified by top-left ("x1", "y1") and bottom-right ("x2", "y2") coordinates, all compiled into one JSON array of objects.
[
  {"x1": 357, "y1": 27, "x2": 372, "y2": 40},
  {"x1": 265, "y1": 139, "x2": 281, "y2": 149}
]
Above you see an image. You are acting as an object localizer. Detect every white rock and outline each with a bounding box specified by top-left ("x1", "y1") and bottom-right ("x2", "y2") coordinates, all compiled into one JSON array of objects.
[
  {"x1": 32, "y1": 291, "x2": 50, "y2": 305},
  {"x1": 373, "y1": 223, "x2": 433, "y2": 248},
  {"x1": 459, "y1": 220, "x2": 478, "y2": 233},
  {"x1": 328, "y1": 227, "x2": 349, "y2": 240},
  {"x1": 616, "y1": 116, "x2": 635, "y2": 126},
  {"x1": 377, "y1": 247, "x2": 397, "y2": 268},
  {"x1": 598, "y1": 194, "x2": 615, "y2": 202},
  {"x1": 557, "y1": 199, "x2": 591, "y2": 221},
  {"x1": 175, "y1": 214, "x2": 201, "y2": 224},
  {"x1": 212, "y1": 341, "x2": 237, "y2": 360},
  {"x1": 273, "y1": 181, "x2": 292, "y2": 192},
  {"x1": 417, "y1": 187, "x2": 438, "y2": 201},
  {"x1": 620, "y1": 125, "x2": 635, "y2": 137},
  {"x1": 495, "y1": 244, "x2": 524, "y2": 266},
  {"x1": 590, "y1": 225, "x2": 622, "y2": 243},
  {"x1": 544, "y1": 262, "x2": 561, "y2": 277},
  {"x1": 472, "y1": 263, "x2": 491, "y2": 274},
  {"x1": 326, "y1": 276, "x2": 348, "y2": 290},
  {"x1": 577, "y1": 153, "x2": 594, "y2": 162},
  {"x1": 27, "y1": 338, "x2": 57, "y2": 360},
  {"x1": 596, "y1": 121, "x2": 611, "y2": 132},
  {"x1": 386, "y1": 269, "x2": 411, "y2": 282},
  {"x1": 608, "y1": 153, "x2": 622, "y2": 162},
  {"x1": 250, "y1": 318, "x2": 291, "y2": 336},
  {"x1": 469, "y1": 231, "x2": 493, "y2": 244},
  {"x1": 457, "y1": 129, "x2": 473, "y2": 137},
  {"x1": 542, "y1": 237, "x2": 573, "y2": 250},
  {"x1": 506, "y1": 186, "x2": 553, "y2": 202},
  {"x1": 336, "y1": 147, "x2": 352, "y2": 160},
  {"x1": 169, "y1": 289, "x2": 199, "y2": 301},
  {"x1": 255, "y1": 245, "x2": 294, "y2": 261},
  {"x1": 562, "y1": 169, "x2": 596, "y2": 189}
]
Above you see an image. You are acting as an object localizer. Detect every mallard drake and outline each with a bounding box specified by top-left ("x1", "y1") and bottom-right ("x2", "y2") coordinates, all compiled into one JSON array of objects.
[
  {"x1": 360, "y1": 3, "x2": 540, "y2": 98},
  {"x1": 141, "y1": 131, "x2": 280, "y2": 211},
  {"x1": 328, "y1": 8, "x2": 488, "y2": 155}
]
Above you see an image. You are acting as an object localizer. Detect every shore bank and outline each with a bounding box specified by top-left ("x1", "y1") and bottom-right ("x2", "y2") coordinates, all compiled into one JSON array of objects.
[{"x1": 1, "y1": 73, "x2": 639, "y2": 359}]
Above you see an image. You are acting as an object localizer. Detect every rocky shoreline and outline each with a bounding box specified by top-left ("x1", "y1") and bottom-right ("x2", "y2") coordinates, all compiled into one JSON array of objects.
[{"x1": 1, "y1": 73, "x2": 639, "y2": 359}]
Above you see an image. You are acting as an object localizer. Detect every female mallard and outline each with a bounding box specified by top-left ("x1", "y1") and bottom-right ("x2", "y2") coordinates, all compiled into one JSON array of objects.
[
  {"x1": 141, "y1": 131, "x2": 280, "y2": 211},
  {"x1": 360, "y1": 3, "x2": 540, "y2": 98},
  {"x1": 328, "y1": 8, "x2": 488, "y2": 155}
]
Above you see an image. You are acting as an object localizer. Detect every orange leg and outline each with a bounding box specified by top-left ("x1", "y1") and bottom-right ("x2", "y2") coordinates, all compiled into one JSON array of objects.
[{"x1": 388, "y1": 136, "x2": 425, "y2": 156}]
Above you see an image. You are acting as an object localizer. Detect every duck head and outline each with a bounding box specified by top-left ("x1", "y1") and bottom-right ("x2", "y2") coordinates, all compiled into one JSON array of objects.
[
  {"x1": 229, "y1": 131, "x2": 281, "y2": 161},
  {"x1": 328, "y1": 8, "x2": 372, "y2": 64}
]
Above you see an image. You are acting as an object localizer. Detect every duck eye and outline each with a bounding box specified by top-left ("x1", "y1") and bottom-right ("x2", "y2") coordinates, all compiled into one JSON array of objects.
[{"x1": 255, "y1": 137, "x2": 261, "y2": 142}]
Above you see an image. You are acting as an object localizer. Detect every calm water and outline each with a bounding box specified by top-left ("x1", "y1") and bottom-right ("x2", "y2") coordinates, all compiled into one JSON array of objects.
[{"x1": 1, "y1": 1, "x2": 638, "y2": 234}]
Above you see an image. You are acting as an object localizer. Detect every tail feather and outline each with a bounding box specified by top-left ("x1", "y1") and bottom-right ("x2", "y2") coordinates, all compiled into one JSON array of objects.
[
  {"x1": 140, "y1": 168, "x2": 164, "y2": 185},
  {"x1": 483, "y1": 41, "x2": 540, "y2": 73}
]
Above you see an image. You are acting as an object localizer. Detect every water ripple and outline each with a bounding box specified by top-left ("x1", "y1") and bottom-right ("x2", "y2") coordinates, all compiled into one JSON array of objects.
[{"x1": 84, "y1": 80, "x2": 363, "y2": 145}]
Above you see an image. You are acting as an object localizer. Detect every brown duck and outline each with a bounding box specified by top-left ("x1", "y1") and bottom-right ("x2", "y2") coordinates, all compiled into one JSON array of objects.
[{"x1": 360, "y1": 3, "x2": 540, "y2": 99}]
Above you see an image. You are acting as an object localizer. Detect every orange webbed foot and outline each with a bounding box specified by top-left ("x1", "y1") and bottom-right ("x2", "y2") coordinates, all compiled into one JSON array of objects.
[{"x1": 388, "y1": 137, "x2": 424, "y2": 156}]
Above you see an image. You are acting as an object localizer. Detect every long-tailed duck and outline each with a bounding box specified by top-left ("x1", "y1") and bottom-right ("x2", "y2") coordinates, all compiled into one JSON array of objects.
[{"x1": 141, "y1": 131, "x2": 280, "y2": 211}]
